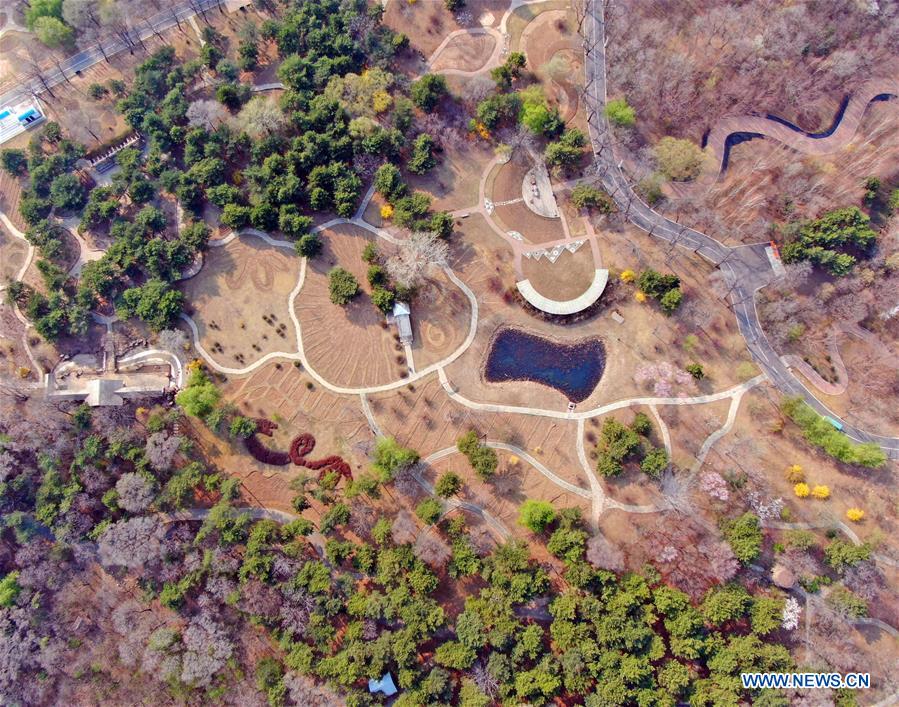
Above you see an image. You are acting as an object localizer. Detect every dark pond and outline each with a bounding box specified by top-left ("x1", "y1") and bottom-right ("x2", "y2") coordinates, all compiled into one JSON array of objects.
[{"x1": 484, "y1": 328, "x2": 605, "y2": 402}]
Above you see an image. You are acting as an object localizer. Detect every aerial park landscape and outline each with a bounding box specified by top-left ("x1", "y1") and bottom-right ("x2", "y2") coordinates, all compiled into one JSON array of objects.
[{"x1": 0, "y1": 0, "x2": 898, "y2": 704}]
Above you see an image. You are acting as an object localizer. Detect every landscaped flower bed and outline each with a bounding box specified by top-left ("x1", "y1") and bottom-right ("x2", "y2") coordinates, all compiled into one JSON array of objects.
[{"x1": 246, "y1": 421, "x2": 353, "y2": 479}]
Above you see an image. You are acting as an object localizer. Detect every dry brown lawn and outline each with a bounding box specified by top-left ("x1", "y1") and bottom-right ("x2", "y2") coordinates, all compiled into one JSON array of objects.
[
  {"x1": 0, "y1": 222, "x2": 28, "y2": 283},
  {"x1": 429, "y1": 32, "x2": 496, "y2": 73},
  {"x1": 404, "y1": 138, "x2": 492, "y2": 213},
  {"x1": 521, "y1": 244, "x2": 596, "y2": 300},
  {"x1": 179, "y1": 234, "x2": 300, "y2": 366},
  {"x1": 296, "y1": 223, "x2": 407, "y2": 387}
]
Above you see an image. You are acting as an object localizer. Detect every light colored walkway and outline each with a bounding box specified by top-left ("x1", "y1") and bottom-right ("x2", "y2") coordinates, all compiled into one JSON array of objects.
[
  {"x1": 425, "y1": 443, "x2": 590, "y2": 499},
  {"x1": 687, "y1": 379, "x2": 758, "y2": 479},
  {"x1": 439, "y1": 366, "x2": 766, "y2": 421},
  {"x1": 0, "y1": 209, "x2": 42, "y2": 375},
  {"x1": 516, "y1": 268, "x2": 608, "y2": 315}
]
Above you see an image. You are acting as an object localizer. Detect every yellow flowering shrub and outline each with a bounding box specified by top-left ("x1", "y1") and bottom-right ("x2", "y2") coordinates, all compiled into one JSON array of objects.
[
  {"x1": 380, "y1": 204, "x2": 394, "y2": 219},
  {"x1": 793, "y1": 483, "x2": 810, "y2": 498},
  {"x1": 620, "y1": 269, "x2": 635, "y2": 283},
  {"x1": 372, "y1": 90, "x2": 392, "y2": 114},
  {"x1": 187, "y1": 359, "x2": 204, "y2": 373},
  {"x1": 635, "y1": 291, "x2": 647, "y2": 303},
  {"x1": 785, "y1": 464, "x2": 805, "y2": 483},
  {"x1": 846, "y1": 508, "x2": 865, "y2": 522},
  {"x1": 811, "y1": 485, "x2": 830, "y2": 500}
]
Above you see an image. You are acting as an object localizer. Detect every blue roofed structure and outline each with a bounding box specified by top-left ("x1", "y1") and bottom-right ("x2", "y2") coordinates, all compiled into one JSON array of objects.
[{"x1": 368, "y1": 672, "x2": 398, "y2": 696}]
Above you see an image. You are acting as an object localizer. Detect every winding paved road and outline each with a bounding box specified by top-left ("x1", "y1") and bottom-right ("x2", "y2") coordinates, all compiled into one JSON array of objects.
[
  {"x1": 0, "y1": 0, "x2": 224, "y2": 107},
  {"x1": 582, "y1": 0, "x2": 899, "y2": 459}
]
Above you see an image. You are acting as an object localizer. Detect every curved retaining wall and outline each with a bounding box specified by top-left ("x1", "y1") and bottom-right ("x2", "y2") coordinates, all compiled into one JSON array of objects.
[{"x1": 516, "y1": 268, "x2": 608, "y2": 315}]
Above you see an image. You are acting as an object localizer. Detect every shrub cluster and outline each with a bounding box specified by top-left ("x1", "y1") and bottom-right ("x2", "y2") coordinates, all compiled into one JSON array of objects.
[
  {"x1": 780, "y1": 396, "x2": 887, "y2": 468},
  {"x1": 457, "y1": 430, "x2": 498, "y2": 481}
]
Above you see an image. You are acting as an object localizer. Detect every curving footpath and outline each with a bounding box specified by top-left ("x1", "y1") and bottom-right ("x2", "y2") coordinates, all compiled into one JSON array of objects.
[
  {"x1": 0, "y1": 211, "x2": 43, "y2": 376},
  {"x1": 705, "y1": 79, "x2": 899, "y2": 175},
  {"x1": 582, "y1": 0, "x2": 899, "y2": 459},
  {"x1": 426, "y1": 27, "x2": 505, "y2": 77},
  {"x1": 180, "y1": 221, "x2": 481, "y2": 397}
]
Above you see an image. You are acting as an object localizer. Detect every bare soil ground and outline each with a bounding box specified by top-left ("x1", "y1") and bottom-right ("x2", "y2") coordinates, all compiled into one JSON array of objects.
[
  {"x1": 179, "y1": 235, "x2": 300, "y2": 366},
  {"x1": 492, "y1": 153, "x2": 567, "y2": 243},
  {"x1": 0, "y1": 221, "x2": 28, "y2": 282},
  {"x1": 0, "y1": 170, "x2": 26, "y2": 231},
  {"x1": 404, "y1": 138, "x2": 492, "y2": 213},
  {"x1": 507, "y1": 0, "x2": 571, "y2": 54},
  {"x1": 520, "y1": 244, "x2": 595, "y2": 300},
  {"x1": 407, "y1": 270, "x2": 472, "y2": 370},
  {"x1": 296, "y1": 223, "x2": 408, "y2": 387},
  {"x1": 0, "y1": 300, "x2": 33, "y2": 380},
  {"x1": 207, "y1": 362, "x2": 375, "y2": 514},
  {"x1": 425, "y1": 448, "x2": 591, "y2": 534},
  {"x1": 521, "y1": 9, "x2": 583, "y2": 122},
  {"x1": 429, "y1": 32, "x2": 496, "y2": 73},
  {"x1": 655, "y1": 397, "x2": 732, "y2": 471},
  {"x1": 383, "y1": 0, "x2": 507, "y2": 59},
  {"x1": 701, "y1": 386, "x2": 899, "y2": 561},
  {"x1": 368, "y1": 374, "x2": 590, "y2": 492}
]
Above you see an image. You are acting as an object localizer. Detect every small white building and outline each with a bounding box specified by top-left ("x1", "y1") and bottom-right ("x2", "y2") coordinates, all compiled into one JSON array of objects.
[
  {"x1": 0, "y1": 99, "x2": 45, "y2": 146},
  {"x1": 387, "y1": 301, "x2": 413, "y2": 345}
]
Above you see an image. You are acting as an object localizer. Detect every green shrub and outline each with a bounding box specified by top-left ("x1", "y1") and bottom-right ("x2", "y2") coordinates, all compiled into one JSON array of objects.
[
  {"x1": 721, "y1": 512, "x2": 763, "y2": 564},
  {"x1": 595, "y1": 417, "x2": 641, "y2": 477},
  {"x1": 456, "y1": 430, "x2": 498, "y2": 480},
  {"x1": 640, "y1": 447, "x2": 669, "y2": 478},
  {"x1": 434, "y1": 472, "x2": 462, "y2": 497},
  {"x1": 780, "y1": 396, "x2": 887, "y2": 468},
  {"x1": 0, "y1": 571, "x2": 21, "y2": 607},
  {"x1": 570, "y1": 183, "x2": 615, "y2": 212},
  {"x1": 416, "y1": 498, "x2": 443, "y2": 525},
  {"x1": 685, "y1": 363, "x2": 704, "y2": 380},
  {"x1": 604, "y1": 98, "x2": 636, "y2": 127},
  {"x1": 823, "y1": 540, "x2": 871, "y2": 574},
  {"x1": 825, "y1": 586, "x2": 868, "y2": 618},
  {"x1": 630, "y1": 412, "x2": 653, "y2": 436},
  {"x1": 654, "y1": 137, "x2": 706, "y2": 181},
  {"x1": 327, "y1": 267, "x2": 359, "y2": 305},
  {"x1": 372, "y1": 436, "x2": 419, "y2": 482},
  {"x1": 518, "y1": 499, "x2": 556, "y2": 533},
  {"x1": 229, "y1": 416, "x2": 257, "y2": 439},
  {"x1": 780, "y1": 207, "x2": 877, "y2": 276}
]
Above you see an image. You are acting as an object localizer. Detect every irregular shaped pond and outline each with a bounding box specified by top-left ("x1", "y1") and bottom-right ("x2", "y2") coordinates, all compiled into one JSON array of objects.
[{"x1": 484, "y1": 328, "x2": 605, "y2": 402}]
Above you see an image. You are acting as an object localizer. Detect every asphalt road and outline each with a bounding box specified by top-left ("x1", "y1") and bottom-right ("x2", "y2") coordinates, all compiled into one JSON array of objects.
[
  {"x1": 582, "y1": 0, "x2": 899, "y2": 458},
  {"x1": 0, "y1": 0, "x2": 224, "y2": 108}
]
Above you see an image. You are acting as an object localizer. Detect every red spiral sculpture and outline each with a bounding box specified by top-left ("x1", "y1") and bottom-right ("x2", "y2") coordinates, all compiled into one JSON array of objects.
[{"x1": 245, "y1": 419, "x2": 353, "y2": 481}]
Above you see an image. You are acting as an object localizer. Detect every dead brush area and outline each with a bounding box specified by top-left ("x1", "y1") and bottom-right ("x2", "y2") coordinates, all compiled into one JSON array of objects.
[
  {"x1": 606, "y1": 0, "x2": 899, "y2": 144},
  {"x1": 667, "y1": 99, "x2": 899, "y2": 245}
]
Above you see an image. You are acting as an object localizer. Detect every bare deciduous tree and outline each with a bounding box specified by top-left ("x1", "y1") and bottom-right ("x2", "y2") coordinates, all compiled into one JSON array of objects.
[
  {"x1": 145, "y1": 431, "x2": 182, "y2": 472},
  {"x1": 186, "y1": 99, "x2": 230, "y2": 130},
  {"x1": 414, "y1": 529, "x2": 451, "y2": 568},
  {"x1": 115, "y1": 472, "x2": 154, "y2": 512},
  {"x1": 386, "y1": 232, "x2": 449, "y2": 290},
  {"x1": 391, "y1": 509, "x2": 418, "y2": 545},
  {"x1": 235, "y1": 96, "x2": 286, "y2": 138},
  {"x1": 586, "y1": 533, "x2": 625, "y2": 572},
  {"x1": 98, "y1": 516, "x2": 164, "y2": 569}
]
